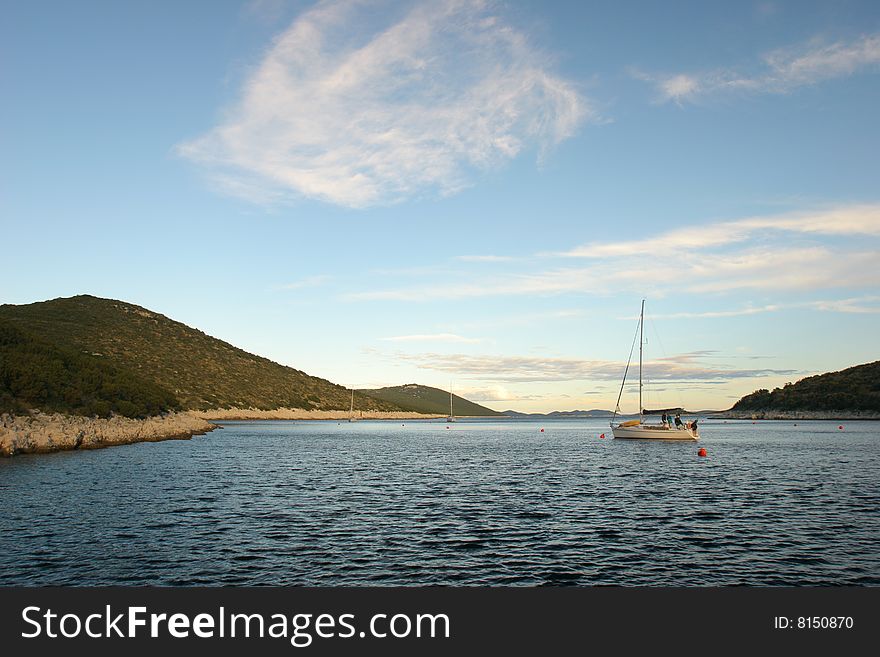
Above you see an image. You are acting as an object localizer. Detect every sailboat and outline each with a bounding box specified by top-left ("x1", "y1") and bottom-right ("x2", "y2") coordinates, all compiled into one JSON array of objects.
[
  {"x1": 348, "y1": 388, "x2": 357, "y2": 422},
  {"x1": 446, "y1": 384, "x2": 455, "y2": 423},
  {"x1": 610, "y1": 300, "x2": 699, "y2": 441}
]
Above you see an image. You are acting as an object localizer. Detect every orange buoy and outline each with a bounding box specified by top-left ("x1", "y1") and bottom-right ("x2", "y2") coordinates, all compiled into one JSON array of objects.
[{"x1": 697, "y1": 447, "x2": 707, "y2": 457}]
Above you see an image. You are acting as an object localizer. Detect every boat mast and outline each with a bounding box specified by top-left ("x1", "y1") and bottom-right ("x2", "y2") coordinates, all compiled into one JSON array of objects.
[
  {"x1": 639, "y1": 299, "x2": 644, "y2": 424},
  {"x1": 350, "y1": 388, "x2": 354, "y2": 417},
  {"x1": 449, "y1": 383, "x2": 453, "y2": 418}
]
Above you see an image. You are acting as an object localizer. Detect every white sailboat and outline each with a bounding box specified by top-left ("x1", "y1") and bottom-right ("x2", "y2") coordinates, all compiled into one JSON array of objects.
[
  {"x1": 611, "y1": 300, "x2": 699, "y2": 441},
  {"x1": 446, "y1": 384, "x2": 455, "y2": 423}
]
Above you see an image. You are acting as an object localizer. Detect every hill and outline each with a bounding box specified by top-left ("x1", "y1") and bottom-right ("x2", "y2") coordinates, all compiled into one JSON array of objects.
[
  {"x1": 730, "y1": 361, "x2": 880, "y2": 414},
  {"x1": 360, "y1": 384, "x2": 503, "y2": 417},
  {"x1": 0, "y1": 295, "x2": 404, "y2": 414},
  {"x1": 0, "y1": 318, "x2": 179, "y2": 419}
]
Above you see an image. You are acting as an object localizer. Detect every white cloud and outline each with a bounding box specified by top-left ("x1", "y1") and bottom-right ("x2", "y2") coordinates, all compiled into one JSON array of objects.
[
  {"x1": 806, "y1": 296, "x2": 880, "y2": 314},
  {"x1": 346, "y1": 203, "x2": 880, "y2": 301},
  {"x1": 646, "y1": 305, "x2": 782, "y2": 319},
  {"x1": 392, "y1": 351, "x2": 795, "y2": 384},
  {"x1": 178, "y1": 0, "x2": 589, "y2": 207},
  {"x1": 381, "y1": 333, "x2": 482, "y2": 343},
  {"x1": 458, "y1": 384, "x2": 514, "y2": 401},
  {"x1": 635, "y1": 296, "x2": 880, "y2": 319},
  {"x1": 556, "y1": 204, "x2": 880, "y2": 258},
  {"x1": 638, "y1": 32, "x2": 880, "y2": 104}
]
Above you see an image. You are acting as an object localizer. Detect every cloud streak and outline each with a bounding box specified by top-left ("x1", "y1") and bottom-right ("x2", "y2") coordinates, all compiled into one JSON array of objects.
[
  {"x1": 392, "y1": 351, "x2": 795, "y2": 384},
  {"x1": 178, "y1": 0, "x2": 589, "y2": 207},
  {"x1": 636, "y1": 32, "x2": 880, "y2": 104},
  {"x1": 556, "y1": 204, "x2": 880, "y2": 258},
  {"x1": 347, "y1": 204, "x2": 880, "y2": 301}
]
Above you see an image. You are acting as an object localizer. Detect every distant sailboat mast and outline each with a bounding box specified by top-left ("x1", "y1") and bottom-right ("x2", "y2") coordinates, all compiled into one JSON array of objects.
[
  {"x1": 447, "y1": 382, "x2": 455, "y2": 422},
  {"x1": 639, "y1": 298, "x2": 644, "y2": 425},
  {"x1": 349, "y1": 388, "x2": 356, "y2": 422}
]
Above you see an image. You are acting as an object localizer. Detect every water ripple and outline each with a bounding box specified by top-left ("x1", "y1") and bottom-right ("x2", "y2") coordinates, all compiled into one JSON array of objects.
[{"x1": 1, "y1": 419, "x2": 878, "y2": 586}]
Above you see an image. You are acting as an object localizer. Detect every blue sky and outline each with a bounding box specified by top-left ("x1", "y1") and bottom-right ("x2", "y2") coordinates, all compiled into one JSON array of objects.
[{"x1": 2, "y1": 0, "x2": 879, "y2": 412}]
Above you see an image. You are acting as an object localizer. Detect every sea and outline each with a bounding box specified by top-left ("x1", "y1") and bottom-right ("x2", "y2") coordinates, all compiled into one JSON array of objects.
[{"x1": 1, "y1": 418, "x2": 878, "y2": 586}]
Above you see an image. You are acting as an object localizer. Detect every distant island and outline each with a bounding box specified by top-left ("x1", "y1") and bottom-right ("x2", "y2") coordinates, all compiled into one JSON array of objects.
[
  {"x1": 0, "y1": 295, "x2": 496, "y2": 456},
  {"x1": 720, "y1": 360, "x2": 880, "y2": 420},
  {"x1": 502, "y1": 409, "x2": 613, "y2": 418}
]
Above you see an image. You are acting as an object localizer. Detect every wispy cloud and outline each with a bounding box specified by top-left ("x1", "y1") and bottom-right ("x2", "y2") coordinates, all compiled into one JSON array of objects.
[
  {"x1": 393, "y1": 351, "x2": 795, "y2": 384},
  {"x1": 645, "y1": 305, "x2": 783, "y2": 319},
  {"x1": 178, "y1": 0, "x2": 589, "y2": 208},
  {"x1": 347, "y1": 203, "x2": 880, "y2": 301},
  {"x1": 806, "y1": 296, "x2": 880, "y2": 314},
  {"x1": 636, "y1": 32, "x2": 880, "y2": 104},
  {"x1": 457, "y1": 384, "x2": 516, "y2": 401},
  {"x1": 556, "y1": 204, "x2": 880, "y2": 257},
  {"x1": 349, "y1": 246, "x2": 879, "y2": 300},
  {"x1": 381, "y1": 333, "x2": 482, "y2": 344},
  {"x1": 647, "y1": 296, "x2": 880, "y2": 319}
]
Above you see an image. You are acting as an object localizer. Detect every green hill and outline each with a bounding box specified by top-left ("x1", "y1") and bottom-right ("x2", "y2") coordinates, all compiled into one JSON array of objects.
[
  {"x1": 0, "y1": 295, "x2": 403, "y2": 414},
  {"x1": 731, "y1": 361, "x2": 880, "y2": 413},
  {"x1": 360, "y1": 384, "x2": 503, "y2": 417},
  {"x1": 0, "y1": 318, "x2": 179, "y2": 418}
]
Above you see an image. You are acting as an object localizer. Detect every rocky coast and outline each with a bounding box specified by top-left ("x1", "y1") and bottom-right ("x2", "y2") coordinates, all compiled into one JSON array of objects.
[
  {"x1": 0, "y1": 411, "x2": 217, "y2": 457},
  {"x1": 0, "y1": 407, "x2": 449, "y2": 457},
  {"x1": 200, "y1": 407, "x2": 444, "y2": 421}
]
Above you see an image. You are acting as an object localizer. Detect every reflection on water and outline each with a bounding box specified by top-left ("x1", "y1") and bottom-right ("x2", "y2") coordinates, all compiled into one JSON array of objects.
[{"x1": 1, "y1": 419, "x2": 878, "y2": 585}]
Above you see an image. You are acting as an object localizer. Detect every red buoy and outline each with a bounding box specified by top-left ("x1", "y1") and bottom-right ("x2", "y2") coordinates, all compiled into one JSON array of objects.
[
  {"x1": 838, "y1": 425, "x2": 844, "y2": 430},
  {"x1": 599, "y1": 433, "x2": 605, "y2": 439},
  {"x1": 698, "y1": 447, "x2": 707, "y2": 457},
  {"x1": 540, "y1": 428, "x2": 544, "y2": 433}
]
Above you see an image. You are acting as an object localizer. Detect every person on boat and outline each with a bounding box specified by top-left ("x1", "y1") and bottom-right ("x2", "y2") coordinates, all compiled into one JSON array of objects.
[
  {"x1": 690, "y1": 418, "x2": 699, "y2": 433},
  {"x1": 661, "y1": 412, "x2": 669, "y2": 427},
  {"x1": 674, "y1": 413, "x2": 683, "y2": 428}
]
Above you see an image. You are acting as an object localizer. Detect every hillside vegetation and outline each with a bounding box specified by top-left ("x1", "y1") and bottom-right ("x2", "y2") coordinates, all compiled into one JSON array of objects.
[
  {"x1": 0, "y1": 295, "x2": 403, "y2": 415},
  {"x1": 361, "y1": 384, "x2": 503, "y2": 416},
  {"x1": 0, "y1": 318, "x2": 179, "y2": 418},
  {"x1": 731, "y1": 361, "x2": 880, "y2": 413}
]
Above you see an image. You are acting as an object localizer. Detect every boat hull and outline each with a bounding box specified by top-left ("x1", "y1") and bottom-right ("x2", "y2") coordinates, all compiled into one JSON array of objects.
[{"x1": 612, "y1": 425, "x2": 698, "y2": 441}]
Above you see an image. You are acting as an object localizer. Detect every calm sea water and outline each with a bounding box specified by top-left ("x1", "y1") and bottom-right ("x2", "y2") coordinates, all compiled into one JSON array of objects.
[{"x1": 1, "y1": 419, "x2": 878, "y2": 586}]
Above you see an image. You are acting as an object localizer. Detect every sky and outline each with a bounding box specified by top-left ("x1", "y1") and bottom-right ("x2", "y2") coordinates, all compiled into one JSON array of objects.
[{"x1": 2, "y1": 0, "x2": 879, "y2": 413}]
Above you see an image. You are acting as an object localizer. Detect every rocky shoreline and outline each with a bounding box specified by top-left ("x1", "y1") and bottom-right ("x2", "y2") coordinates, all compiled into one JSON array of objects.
[
  {"x1": 0, "y1": 407, "x2": 449, "y2": 457},
  {"x1": 0, "y1": 411, "x2": 217, "y2": 457},
  {"x1": 712, "y1": 410, "x2": 880, "y2": 420},
  {"x1": 199, "y1": 407, "x2": 445, "y2": 421}
]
